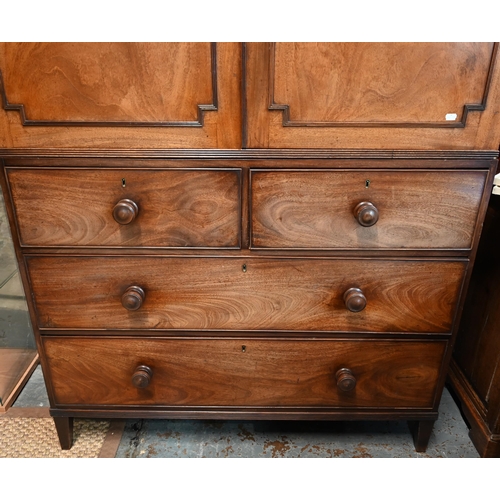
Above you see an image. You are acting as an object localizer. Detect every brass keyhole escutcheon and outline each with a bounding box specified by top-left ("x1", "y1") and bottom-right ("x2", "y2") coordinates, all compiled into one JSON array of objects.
[
  {"x1": 122, "y1": 178, "x2": 126, "y2": 188},
  {"x1": 242, "y1": 345, "x2": 246, "y2": 352},
  {"x1": 242, "y1": 264, "x2": 247, "y2": 273},
  {"x1": 365, "y1": 179, "x2": 370, "y2": 188}
]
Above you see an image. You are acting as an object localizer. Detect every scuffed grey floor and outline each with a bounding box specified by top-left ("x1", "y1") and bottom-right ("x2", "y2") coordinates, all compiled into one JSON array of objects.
[{"x1": 115, "y1": 388, "x2": 479, "y2": 458}]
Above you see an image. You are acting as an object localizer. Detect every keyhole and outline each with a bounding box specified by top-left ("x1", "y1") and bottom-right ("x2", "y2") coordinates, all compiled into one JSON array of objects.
[
  {"x1": 122, "y1": 178, "x2": 126, "y2": 188},
  {"x1": 242, "y1": 264, "x2": 247, "y2": 273},
  {"x1": 242, "y1": 345, "x2": 246, "y2": 353},
  {"x1": 365, "y1": 180, "x2": 370, "y2": 188}
]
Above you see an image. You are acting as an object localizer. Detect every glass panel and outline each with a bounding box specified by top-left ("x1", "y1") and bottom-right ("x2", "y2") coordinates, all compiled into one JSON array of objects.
[{"x1": 0, "y1": 184, "x2": 37, "y2": 408}]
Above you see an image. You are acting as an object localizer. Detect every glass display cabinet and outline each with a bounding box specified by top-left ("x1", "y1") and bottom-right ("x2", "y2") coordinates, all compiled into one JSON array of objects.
[{"x1": 0, "y1": 185, "x2": 38, "y2": 412}]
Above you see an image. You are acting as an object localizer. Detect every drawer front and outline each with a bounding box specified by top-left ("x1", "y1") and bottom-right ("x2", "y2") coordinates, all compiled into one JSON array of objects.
[
  {"x1": 251, "y1": 170, "x2": 487, "y2": 249},
  {"x1": 7, "y1": 168, "x2": 241, "y2": 248},
  {"x1": 42, "y1": 337, "x2": 446, "y2": 408},
  {"x1": 28, "y1": 256, "x2": 466, "y2": 333}
]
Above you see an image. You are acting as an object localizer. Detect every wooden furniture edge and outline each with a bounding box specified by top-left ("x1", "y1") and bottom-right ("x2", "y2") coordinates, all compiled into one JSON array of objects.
[
  {"x1": 0, "y1": 149, "x2": 498, "y2": 160},
  {"x1": 448, "y1": 359, "x2": 500, "y2": 457},
  {"x1": 0, "y1": 352, "x2": 39, "y2": 413}
]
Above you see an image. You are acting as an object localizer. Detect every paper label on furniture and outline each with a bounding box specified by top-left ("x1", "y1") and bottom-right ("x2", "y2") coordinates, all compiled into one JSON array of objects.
[{"x1": 445, "y1": 113, "x2": 458, "y2": 121}]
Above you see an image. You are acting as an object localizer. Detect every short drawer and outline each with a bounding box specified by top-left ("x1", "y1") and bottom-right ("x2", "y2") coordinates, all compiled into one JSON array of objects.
[
  {"x1": 42, "y1": 337, "x2": 446, "y2": 409},
  {"x1": 27, "y1": 256, "x2": 466, "y2": 333},
  {"x1": 7, "y1": 168, "x2": 241, "y2": 248},
  {"x1": 250, "y1": 169, "x2": 487, "y2": 249}
]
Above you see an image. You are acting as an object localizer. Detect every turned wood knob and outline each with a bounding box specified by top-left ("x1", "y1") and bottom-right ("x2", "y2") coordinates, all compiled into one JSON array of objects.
[
  {"x1": 343, "y1": 287, "x2": 367, "y2": 312},
  {"x1": 121, "y1": 285, "x2": 145, "y2": 311},
  {"x1": 132, "y1": 365, "x2": 153, "y2": 389},
  {"x1": 113, "y1": 199, "x2": 139, "y2": 225},
  {"x1": 336, "y1": 368, "x2": 356, "y2": 392},
  {"x1": 354, "y1": 201, "x2": 379, "y2": 227}
]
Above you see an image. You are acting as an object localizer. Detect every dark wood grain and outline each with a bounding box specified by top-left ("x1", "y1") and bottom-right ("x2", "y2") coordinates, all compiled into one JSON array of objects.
[
  {"x1": 251, "y1": 169, "x2": 487, "y2": 249},
  {"x1": 42, "y1": 337, "x2": 446, "y2": 408},
  {"x1": 27, "y1": 256, "x2": 466, "y2": 333},
  {"x1": 7, "y1": 168, "x2": 241, "y2": 248}
]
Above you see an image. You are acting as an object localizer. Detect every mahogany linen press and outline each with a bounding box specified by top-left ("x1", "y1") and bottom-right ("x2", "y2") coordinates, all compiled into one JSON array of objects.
[{"x1": 0, "y1": 43, "x2": 499, "y2": 450}]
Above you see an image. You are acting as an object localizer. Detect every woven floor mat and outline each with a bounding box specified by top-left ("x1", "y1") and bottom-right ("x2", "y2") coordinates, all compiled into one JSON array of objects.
[{"x1": 0, "y1": 418, "x2": 110, "y2": 458}]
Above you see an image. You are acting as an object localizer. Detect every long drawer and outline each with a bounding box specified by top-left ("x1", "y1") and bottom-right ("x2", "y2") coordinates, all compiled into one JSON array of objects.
[
  {"x1": 6, "y1": 168, "x2": 241, "y2": 248},
  {"x1": 27, "y1": 256, "x2": 466, "y2": 333},
  {"x1": 250, "y1": 169, "x2": 487, "y2": 249},
  {"x1": 42, "y1": 337, "x2": 446, "y2": 408}
]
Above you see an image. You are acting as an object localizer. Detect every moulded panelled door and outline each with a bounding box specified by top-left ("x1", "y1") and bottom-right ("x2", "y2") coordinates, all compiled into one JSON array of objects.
[
  {"x1": 244, "y1": 42, "x2": 500, "y2": 150},
  {"x1": 0, "y1": 42, "x2": 242, "y2": 149}
]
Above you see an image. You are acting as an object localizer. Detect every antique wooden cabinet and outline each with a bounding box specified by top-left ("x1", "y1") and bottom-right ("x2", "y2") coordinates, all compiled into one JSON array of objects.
[
  {"x1": 0, "y1": 42, "x2": 499, "y2": 451},
  {"x1": 448, "y1": 190, "x2": 500, "y2": 457}
]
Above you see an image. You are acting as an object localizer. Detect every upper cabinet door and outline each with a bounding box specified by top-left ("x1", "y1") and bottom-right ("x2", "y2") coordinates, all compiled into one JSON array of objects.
[
  {"x1": 244, "y1": 42, "x2": 500, "y2": 150},
  {"x1": 0, "y1": 42, "x2": 242, "y2": 149}
]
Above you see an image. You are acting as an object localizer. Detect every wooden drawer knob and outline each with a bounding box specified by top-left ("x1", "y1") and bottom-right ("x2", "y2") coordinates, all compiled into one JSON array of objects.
[
  {"x1": 336, "y1": 368, "x2": 356, "y2": 392},
  {"x1": 113, "y1": 199, "x2": 139, "y2": 225},
  {"x1": 354, "y1": 201, "x2": 379, "y2": 227},
  {"x1": 132, "y1": 365, "x2": 153, "y2": 388},
  {"x1": 343, "y1": 287, "x2": 366, "y2": 312},
  {"x1": 121, "y1": 285, "x2": 145, "y2": 311}
]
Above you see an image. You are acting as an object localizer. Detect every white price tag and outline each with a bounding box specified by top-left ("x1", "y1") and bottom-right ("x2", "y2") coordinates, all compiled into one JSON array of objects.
[{"x1": 492, "y1": 174, "x2": 500, "y2": 194}]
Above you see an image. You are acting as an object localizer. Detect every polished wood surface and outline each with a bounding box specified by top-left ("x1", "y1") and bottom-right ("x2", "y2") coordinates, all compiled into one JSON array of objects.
[
  {"x1": 0, "y1": 43, "x2": 242, "y2": 149},
  {"x1": 112, "y1": 199, "x2": 138, "y2": 225},
  {"x1": 7, "y1": 168, "x2": 241, "y2": 248},
  {"x1": 121, "y1": 286, "x2": 145, "y2": 311},
  {"x1": 272, "y1": 43, "x2": 494, "y2": 125},
  {"x1": 335, "y1": 368, "x2": 357, "y2": 392},
  {"x1": 343, "y1": 288, "x2": 367, "y2": 313},
  {"x1": 131, "y1": 365, "x2": 153, "y2": 389},
  {"x1": 42, "y1": 337, "x2": 446, "y2": 408},
  {"x1": 1, "y1": 42, "x2": 498, "y2": 452},
  {"x1": 449, "y1": 193, "x2": 500, "y2": 457},
  {"x1": 353, "y1": 202, "x2": 379, "y2": 227},
  {"x1": 245, "y1": 42, "x2": 500, "y2": 149},
  {"x1": 251, "y1": 169, "x2": 487, "y2": 249},
  {"x1": 2, "y1": 43, "x2": 214, "y2": 123},
  {"x1": 26, "y1": 256, "x2": 466, "y2": 333}
]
